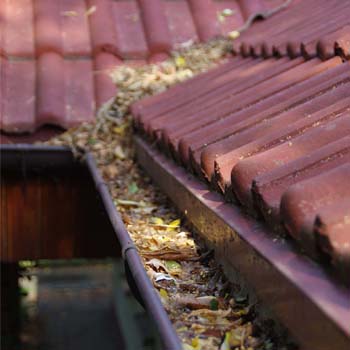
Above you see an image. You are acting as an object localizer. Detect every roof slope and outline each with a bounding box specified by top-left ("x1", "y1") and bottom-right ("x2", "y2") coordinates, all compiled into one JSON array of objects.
[
  {"x1": 132, "y1": 0, "x2": 350, "y2": 283},
  {"x1": 0, "y1": 0, "x2": 284, "y2": 136}
]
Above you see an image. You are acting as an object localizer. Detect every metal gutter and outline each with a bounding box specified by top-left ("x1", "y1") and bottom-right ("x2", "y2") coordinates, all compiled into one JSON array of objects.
[
  {"x1": 135, "y1": 136, "x2": 350, "y2": 350},
  {"x1": 85, "y1": 153, "x2": 182, "y2": 350},
  {"x1": 0, "y1": 145, "x2": 182, "y2": 350}
]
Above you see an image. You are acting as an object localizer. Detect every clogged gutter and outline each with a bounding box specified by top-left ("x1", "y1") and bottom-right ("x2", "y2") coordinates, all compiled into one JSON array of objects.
[{"x1": 43, "y1": 40, "x2": 293, "y2": 350}]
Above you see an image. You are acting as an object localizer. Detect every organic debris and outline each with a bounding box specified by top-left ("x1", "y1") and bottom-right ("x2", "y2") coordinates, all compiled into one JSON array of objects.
[{"x1": 44, "y1": 39, "x2": 293, "y2": 350}]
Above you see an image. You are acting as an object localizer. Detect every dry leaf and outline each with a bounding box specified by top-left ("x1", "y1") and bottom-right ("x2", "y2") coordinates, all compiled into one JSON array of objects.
[
  {"x1": 61, "y1": 11, "x2": 78, "y2": 17},
  {"x1": 85, "y1": 5, "x2": 96, "y2": 17}
]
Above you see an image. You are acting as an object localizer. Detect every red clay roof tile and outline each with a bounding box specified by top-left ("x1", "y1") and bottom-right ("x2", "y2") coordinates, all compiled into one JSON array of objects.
[
  {"x1": 36, "y1": 52, "x2": 65, "y2": 128},
  {"x1": 64, "y1": 58, "x2": 95, "y2": 127},
  {"x1": 253, "y1": 135, "x2": 350, "y2": 228},
  {"x1": 314, "y1": 25, "x2": 350, "y2": 61},
  {"x1": 188, "y1": 0, "x2": 221, "y2": 41},
  {"x1": 1, "y1": 59, "x2": 36, "y2": 133},
  {"x1": 138, "y1": 0, "x2": 172, "y2": 58},
  {"x1": 94, "y1": 52, "x2": 121, "y2": 108},
  {"x1": 230, "y1": 109, "x2": 350, "y2": 210},
  {"x1": 234, "y1": 0, "x2": 350, "y2": 60},
  {"x1": 215, "y1": 1, "x2": 245, "y2": 36},
  {"x1": 112, "y1": 0, "x2": 148, "y2": 59},
  {"x1": 86, "y1": 0, "x2": 119, "y2": 56},
  {"x1": 280, "y1": 163, "x2": 350, "y2": 254},
  {"x1": 60, "y1": 0, "x2": 92, "y2": 57},
  {"x1": 34, "y1": 0, "x2": 92, "y2": 57},
  {"x1": 4, "y1": 0, "x2": 268, "y2": 135},
  {"x1": 164, "y1": 0, "x2": 198, "y2": 47},
  {"x1": 2, "y1": 0, "x2": 35, "y2": 58},
  {"x1": 34, "y1": 0, "x2": 63, "y2": 56},
  {"x1": 238, "y1": 0, "x2": 266, "y2": 21},
  {"x1": 314, "y1": 197, "x2": 350, "y2": 280},
  {"x1": 132, "y1": 35, "x2": 350, "y2": 279}
]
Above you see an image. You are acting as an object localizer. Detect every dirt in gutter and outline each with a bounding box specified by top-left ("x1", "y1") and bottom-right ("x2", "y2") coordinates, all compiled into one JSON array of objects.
[{"x1": 43, "y1": 39, "x2": 295, "y2": 350}]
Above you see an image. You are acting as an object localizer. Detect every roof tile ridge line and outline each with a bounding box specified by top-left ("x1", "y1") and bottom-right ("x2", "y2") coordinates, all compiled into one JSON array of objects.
[
  {"x1": 236, "y1": 0, "x2": 293, "y2": 34},
  {"x1": 136, "y1": 0, "x2": 172, "y2": 60},
  {"x1": 253, "y1": 143, "x2": 350, "y2": 191}
]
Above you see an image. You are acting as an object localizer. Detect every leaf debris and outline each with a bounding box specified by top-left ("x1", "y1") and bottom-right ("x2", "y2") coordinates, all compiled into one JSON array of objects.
[{"x1": 44, "y1": 38, "x2": 294, "y2": 350}]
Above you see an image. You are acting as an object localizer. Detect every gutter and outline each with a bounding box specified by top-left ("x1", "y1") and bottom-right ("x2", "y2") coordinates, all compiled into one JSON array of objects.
[{"x1": 0, "y1": 144, "x2": 182, "y2": 350}]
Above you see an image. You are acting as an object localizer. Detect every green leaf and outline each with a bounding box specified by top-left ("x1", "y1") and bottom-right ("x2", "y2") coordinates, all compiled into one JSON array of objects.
[
  {"x1": 87, "y1": 138, "x2": 97, "y2": 145},
  {"x1": 209, "y1": 298, "x2": 219, "y2": 310},
  {"x1": 165, "y1": 260, "x2": 181, "y2": 271},
  {"x1": 128, "y1": 182, "x2": 139, "y2": 194}
]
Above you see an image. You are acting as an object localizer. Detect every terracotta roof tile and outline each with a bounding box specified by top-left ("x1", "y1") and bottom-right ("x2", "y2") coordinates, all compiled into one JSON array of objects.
[
  {"x1": 2, "y1": 0, "x2": 35, "y2": 58},
  {"x1": 215, "y1": 1, "x2": 244, "y2": 36},
  {"x1": 138, "y1": 0, "x2": 172, "y2": 58},
  {"x1": 35, "y1": 0, "x2": 93, "y2": 58},
  {"x1": 37, "y1": 54, "x2": 96, "y2": 130},
  {"x1": 34, "y1": 0, "x2": 63, "y2": 56},
  {"x1": 234, "y1": 0, "x2": 350, "y2": 60},
  {"x1": 112, "y1": 0, "x2": 148, "y2": 59},
  {"x1": 60, "y1": 0, "x2": 92, "y2": 57},
  {"x1": 303, "y1": 25, "x2": 350, "y2": 61},
  {"x1": 314, "y1": 197, "x2": 350, "y2": 280},
  {"x1": 1, "y1": 59, "x2": 36, "y2": 133},
  {"x1": 132, "y1": 44, "x2": 350, "y2": 279},
  {"x1": 4, "y1": 0, "x2": 271, "y2": 135},
  {"x1": 230, "y1": 110, "x2": 350, "y2": 211},
  {"x1": 94, "y1": 52, "x2": 121, "y2": 108},
  {"x1": 238, "y1": 0, "x2": 266, "y2": 21},
  {"x1": 36, "y1": 52, "x2": 65, "y2": 128},
  {"x1": 253, "y1": 135, "x2": 350, "y2": 228},
  {"x1": 64, "y1": 58, "x2": 95, "y2": 127},
  {"x1": 164, "y1": 0, "x2": 198, "y2": 47},
  {"x1": 188, "y1": 0, "x2": 221, "y2": 41},
  {"x1": 280, "y1": 163, "x2": 350, "y2": 255},
  {"x1": 86, "y1": 0, "x2": 118, "y2": 56}
]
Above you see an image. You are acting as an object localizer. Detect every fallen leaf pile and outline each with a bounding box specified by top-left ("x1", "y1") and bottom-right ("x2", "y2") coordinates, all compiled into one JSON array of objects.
[{"x1": 44, "y1": 39, "x2": 294, "y2": 350}]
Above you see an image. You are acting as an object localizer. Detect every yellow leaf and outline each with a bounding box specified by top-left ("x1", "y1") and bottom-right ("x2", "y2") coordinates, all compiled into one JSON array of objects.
[
  {"x1": 159, "y1": 288, "x2": 168, "y2": 299},
  {"x1": 219, "y1": 332, "x2": 231, "y2": 350},
  {"x1": 113, "y1": 123, "x2": 128, "y2": 135},
  {"x1": 169, "y1": 219, "x2": 181, "y2": 229},
  {"x1": 175, "y1": 56, "x2": 186, "y2": 68},
  {"x1": 183, "y1": 345, "x2": 195, "y2": 350},
  {"x1": 150, "y1": 217, "x2": 165, "y2": 225},
  {"x1": 191, "y1": 337, "x2": 200, "y2": 349}
]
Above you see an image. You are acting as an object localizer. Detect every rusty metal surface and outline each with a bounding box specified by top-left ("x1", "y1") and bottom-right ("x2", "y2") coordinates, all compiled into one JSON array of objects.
[{"x1": 135, "y1": 136, "x2": 350, "y2": 350}]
